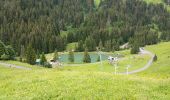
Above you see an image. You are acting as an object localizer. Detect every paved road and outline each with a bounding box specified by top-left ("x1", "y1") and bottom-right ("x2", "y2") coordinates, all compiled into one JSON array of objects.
[
  {"x1": 0, "y1": 62, "x2": 32, "y2": 70},
  {"x1": 119, "y1": 48, "x2": 155, "y2": 75}
]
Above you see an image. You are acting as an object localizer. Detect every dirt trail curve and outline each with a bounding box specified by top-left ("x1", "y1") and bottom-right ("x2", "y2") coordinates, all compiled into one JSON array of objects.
[
  {"x1": 119, "y1": 48, "x2": 155, "y2": 75},
  {"x1": 0, "y1": 62, "x2": 32, "y2": 70}
]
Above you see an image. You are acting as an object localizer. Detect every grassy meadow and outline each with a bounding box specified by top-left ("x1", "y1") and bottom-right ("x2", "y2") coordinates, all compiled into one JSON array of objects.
[
  {"x1": 0, "y1": 42, "x2": 170, "y2": 99},
  {"x1": 139, "y1": 42, "x2": 170, "y2": 78},
  {"x1": 0, "y1": 66, "x2": 169, "y2": 99}
]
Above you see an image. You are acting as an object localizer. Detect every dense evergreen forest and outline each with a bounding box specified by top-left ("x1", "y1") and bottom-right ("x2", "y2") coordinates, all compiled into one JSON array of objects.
[{"x1": 0, "y1": 0, "x2": 170, "y2": 55}]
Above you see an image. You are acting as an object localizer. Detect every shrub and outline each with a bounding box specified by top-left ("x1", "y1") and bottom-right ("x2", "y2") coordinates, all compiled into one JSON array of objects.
[
  {"x1": 153, "y1": 54, "x2": 158, "y2": 62},
  {"x1": 83, "y1": 48, "x2": 91, "y2": 63},
  {"x1": 1, "y1": 54, "x2": 10, "y2": 60},
  {"x1": 68, "y1": 50, "x2": 74, "y2": 63},
  {"x1": 44, "y1": 62, "x2": 52, "y2": 68},
  {"x1": 40, "y1": 52, "x2": 47, "y2": 65}
]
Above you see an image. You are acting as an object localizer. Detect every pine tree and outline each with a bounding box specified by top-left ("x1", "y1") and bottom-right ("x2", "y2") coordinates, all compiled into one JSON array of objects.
[
  {"x1": 68, "y1": 50, "x2": 74, "y2": 63},
  {"x1": 36, "y1": 50, "x2": 40, "y2": 59},
  {"x1": 53, "y1": 50, "x2": 59, "y2": 61},
  {"x1": 40, "y1": 52, "x2": 47, "y2": 65},
  {"x1": 97, "y1": 55, "x2": 100, "y2": 62},
  {"x1": 20, "y1": 45, "x2": 25, "y2": 61},
  {"x1": 153, "y1": 54, "x2": 158, "y2": 62},
  {"x1": 98, "y1": 40, "x2": 103, "y2": 50},
  {"x1": 77, "y1": 40, "x2": 84, "y2": 52},
  {"x1": 5, "y1": 45, "x2": 15, "y2": 60},
  {"x1": 131, "y1": 41, "x2": 140, "y2": 54},
  {"x1": 104, "y1": 40, "x2": 112, "y2": 52},
  {"x1": 85, "y1": 36, "x2": 96, "y2": 51},
  {"x1": 26, "y1": 45, "x2": 36, "y2": 65},
  {"x1": 112, "y1": 39, "x2": 120, "y2": 51},
  {"x1": 0, "y1": 40, "x2": 5, "y2": 57},
  {"x1": 83, "y1": 48, "x2": 91, "y2": 63}
]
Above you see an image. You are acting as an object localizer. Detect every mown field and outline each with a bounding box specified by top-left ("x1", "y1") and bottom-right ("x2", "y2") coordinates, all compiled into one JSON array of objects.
[{"x1": 0, "y1": 42, "x2": 170, "y2": 99}]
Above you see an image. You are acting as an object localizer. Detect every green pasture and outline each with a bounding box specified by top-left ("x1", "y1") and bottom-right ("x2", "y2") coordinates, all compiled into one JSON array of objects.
[
  {"x1": 0, "y1": 65, "x2": 169, "y2": 99},
  {"x1": 0, "y1": 42, "x2": 170, "y2": 99},
  {"x1": 139, "y1": 42, "x2": 170, "y2": 78}
]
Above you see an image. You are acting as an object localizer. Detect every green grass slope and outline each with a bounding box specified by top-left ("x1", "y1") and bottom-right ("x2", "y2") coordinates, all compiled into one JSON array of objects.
[
  {"x1": 139, "y1": 42, "x2": 170, "y2": 78},
  {"x1": 0, "y1": 42, "x2": 170, "y2": 99},
  {"x1": 0, "y1": 66, "x2": 169, "y2": 99}
]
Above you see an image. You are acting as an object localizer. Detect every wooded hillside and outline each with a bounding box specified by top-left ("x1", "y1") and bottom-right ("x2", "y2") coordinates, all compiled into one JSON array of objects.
[{"x1": 0, "y1": 0, "x2": 169, "y2": 55}]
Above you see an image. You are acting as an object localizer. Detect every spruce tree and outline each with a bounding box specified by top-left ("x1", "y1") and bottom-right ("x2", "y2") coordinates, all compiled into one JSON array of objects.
[
  {"x1": 104, "y1": 40, "x2": 112, "y2": 52},
  {"x1": 53, "y1": 50, "x2": 59, "y2": 61},
  {"x1": 153, "y1": 54, "x2": 158, "y2": 62},
  {"x1": 36, "y1": 50, "x2": 40, "y2": 59},
  {"x1": 68, "y1": 50, "x2": 74, "y2": 63},
  {"x1": 5, "y1": 45, "x2": 15, "y2": 60},
  {"x1": 0, "y1": 40, "x2": 5, "y2": 57},
  {"x1": 131, "y1": 41, "x2": 140, "y2": 54},
  {"x1": 98, "y1": 40, "x2": 103, "y2": 50},
  {"x1": 83, "y1": 48, "x2": 91, "y2": 63},
  {"x1": 112, "y1": 40, "x2": 119, "y2": 51},
  {"x1": 85, "y1": 36, "x2": 96, "y2": 51},
  {"x1": 20, "y1": 45, "x2": 25, "y2": 61},
  {"x1": 40, "y1": 52, "x2": 47, "y2": 65},
  {"x1": 77, "y1": 40, "x2": 84, "y2": 52},
  {"x1": 26, "y1": 45, "x2": 36, "y2": 65}
]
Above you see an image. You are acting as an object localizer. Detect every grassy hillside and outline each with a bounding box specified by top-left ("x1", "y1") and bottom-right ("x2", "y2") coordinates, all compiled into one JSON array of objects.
[
  {"x1": 0, "y1": 42, "x2": 170, "y2": 99},
  {"x1": 139, "y1": 42, "x2": 170, "y2": 78},
  {"x1": 0, "y1": 66, "x2": 169, "y2": 99}
]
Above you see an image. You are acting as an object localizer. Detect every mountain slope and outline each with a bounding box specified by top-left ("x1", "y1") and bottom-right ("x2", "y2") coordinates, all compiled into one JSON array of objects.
[{"x1": 0, "y1": 42, "x2": 170, "y2": 99}]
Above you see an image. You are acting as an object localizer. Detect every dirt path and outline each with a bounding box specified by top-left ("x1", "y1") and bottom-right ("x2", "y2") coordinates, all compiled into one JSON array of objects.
[
  {"x1": 119, "y1": 48, "x2": 155, "y2": 75},
  {"x1": 0, "y1": 62, "x2": 32, "y2": 70}
]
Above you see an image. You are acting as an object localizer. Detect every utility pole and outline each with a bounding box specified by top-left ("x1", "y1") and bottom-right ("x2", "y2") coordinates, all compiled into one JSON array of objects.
[
  {"x1": 114, "y1": 63, "x2": 118, "y2": 75},
  {"x1": 114, "y1": 57, "x2": 118, "y2": 75},
  {"x1": 97, "y1": 47, "x2": 103, "y2": 71},
  {"x1": 126, "y1": 65, "x2": 131, "y2": 75},
  {"x1": 98, "y1": 51, "x2": 103, "y2": 70}
]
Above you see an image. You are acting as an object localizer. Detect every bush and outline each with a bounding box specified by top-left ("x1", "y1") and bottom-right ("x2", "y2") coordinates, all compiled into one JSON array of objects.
[
  {"x1": 5, "y1": 45, "x2": 15, "y2": 60},
  {"x1": 153, "y1": 54, "x2": 158, "y2": 62},
  {"x1": 1, "y1": 54, "x2": 10, "y2": 60},
  {"x1": 40, "y1": 52, "x2": 47, "y2": 65},
  {"x1": 44, "y1": 62, "x2": 52, "y2": 68},
  {"x1": 83, "y1": 48, "x2": 91, "y2": 63},
  {"x1": 131, "y1": 42, "x2": 140, "y2": 54}
]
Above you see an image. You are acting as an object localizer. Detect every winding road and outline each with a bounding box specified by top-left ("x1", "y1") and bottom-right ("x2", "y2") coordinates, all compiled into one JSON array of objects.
[
  {"x1": 119, "y1": 48, "x2": 155, "y2": 74},
  {"x1": 0, "y1": 62, "x2": 31, "y2": 70}
]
